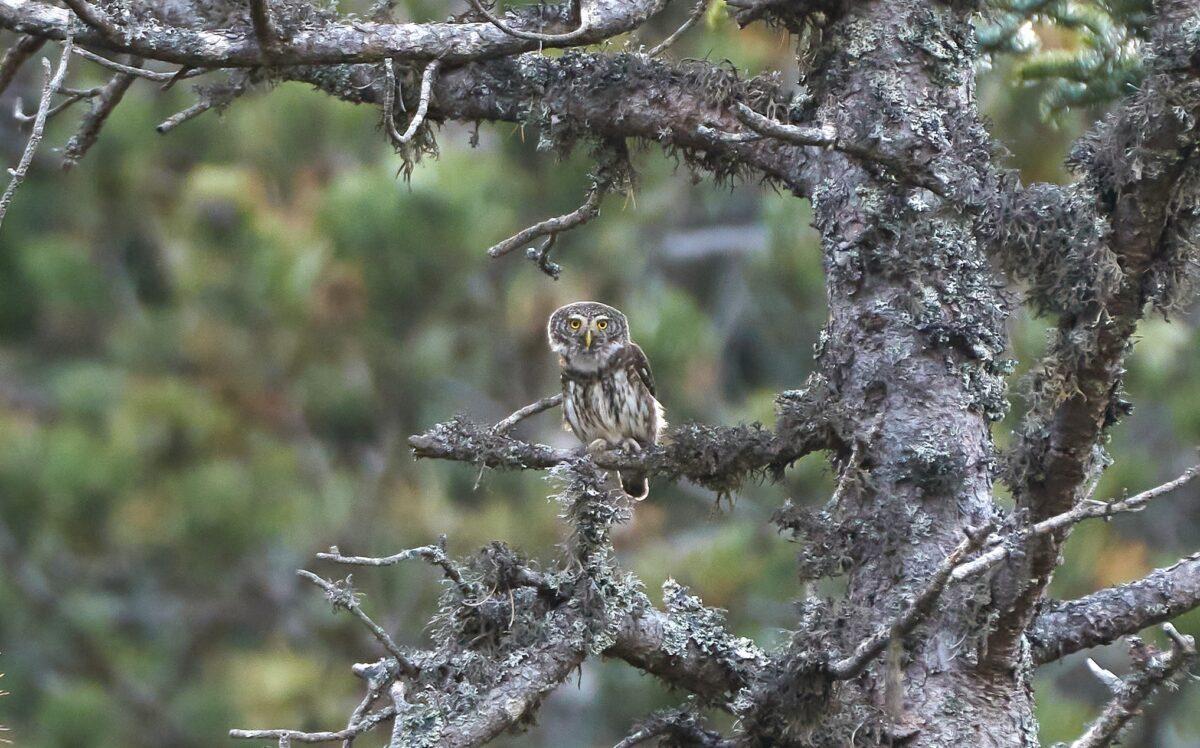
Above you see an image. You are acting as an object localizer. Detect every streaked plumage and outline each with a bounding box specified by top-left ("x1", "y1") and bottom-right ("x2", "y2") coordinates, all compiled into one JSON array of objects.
[{"x1": 548, "y1": 302, "x2": 665, "y2": 499}]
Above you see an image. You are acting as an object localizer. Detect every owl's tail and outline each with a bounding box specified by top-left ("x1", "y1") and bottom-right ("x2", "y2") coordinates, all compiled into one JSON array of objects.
[{"x1": 619, "y1": 471, "x2": 649, "y2": 501}]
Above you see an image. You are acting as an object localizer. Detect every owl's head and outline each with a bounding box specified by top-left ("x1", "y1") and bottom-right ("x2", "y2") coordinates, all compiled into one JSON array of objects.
[{"x1": 548, "y1": 302, "x2": 630, "y2": 361}]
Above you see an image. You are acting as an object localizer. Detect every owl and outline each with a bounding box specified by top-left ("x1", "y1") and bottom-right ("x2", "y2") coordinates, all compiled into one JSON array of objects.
[{"x1": 548, "y1": 302, "x2": 666, "y2": 500}]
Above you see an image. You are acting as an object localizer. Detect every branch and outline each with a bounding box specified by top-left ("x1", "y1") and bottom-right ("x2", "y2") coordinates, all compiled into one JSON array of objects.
[
  {"x1": 72, "y1": 47, "x2": 204, "y2": 83},
  {"x1": 0, "y1": 35, "x2": 70, "y2": 232},
  {"x1": 731, "y1": 102, "x2": 949, "y2": 197},
  {"x1": 317, "y1": 539, "x2": 476, "y2": 599},
  {"x1": 614, "y1": 707, "x2": 732, "y2": 747},
  {"x1": 647, "y1": 0, "x2": 707, "y2": 58},
  {"x1": 466, "y1": 0, "x2": 591, "y2": 43},
  {"x1": 295, "y1": 570, "x2": 420, "y2": 677},
  {"x1": 1070, "y1": 624, "x2": 1196, "y2": 748},
  {"x1": 0, "y1": 0, "x2": 667, "y2": 66},
  {"x1": 492, "y1": 393, "x2": 563, "y2": 434},
  {"x1": 827, "y1": 529, "x2": 987, "y2": 680},
  {"x1": 951, "y1": 464, "x2": 1200, "y2": 582},
  {"x1": 62, "y1": 61, "x2": 139, "y2": 169},
  {"x1": 230, "y1": 706, "x2": 397, "y2": 744},
  {"x1": 0, "y1": 34, "x2": 42, "y2": 95},
  {"x1": 485, "y1": 182, "x2": 604, "y2": 269},
  {"x1": 383, "y1": 58, "x2": 440, "y2": 147},
  {"x1": 155, "y1": 72, "x2": 250, "y2": 133},
  {"x1": 1029, "y1": 552, "x2": 1200, "y2": 665},
  {"x1": 248, "y1": 0, "x2": 282, "y2": 59},
  {"x1": 59, "y1": 0, "x2": 120, "y2": 41}
]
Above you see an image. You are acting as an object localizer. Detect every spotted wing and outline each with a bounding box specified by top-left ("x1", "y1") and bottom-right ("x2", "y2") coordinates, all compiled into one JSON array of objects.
[{"x1": 626, "y1": 343, "x2": 656, "y2": 399}]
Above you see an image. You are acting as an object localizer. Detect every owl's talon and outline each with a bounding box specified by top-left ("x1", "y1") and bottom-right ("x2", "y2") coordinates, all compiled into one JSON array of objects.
[
  {"x1": 620, "y1": 438, "x2": 642, "y2": 454},
  {"x1": 586, "y1": 439, "x2": 609, "y2": 456}
]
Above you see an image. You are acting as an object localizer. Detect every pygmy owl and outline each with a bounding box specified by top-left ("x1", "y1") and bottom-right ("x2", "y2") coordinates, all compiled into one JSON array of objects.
[{"x1": 547, "y1": 301, "x2": 665, "y2": 500}]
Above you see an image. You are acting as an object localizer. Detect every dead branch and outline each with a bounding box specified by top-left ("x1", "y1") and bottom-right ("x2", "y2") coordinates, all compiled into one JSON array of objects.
[
  {"x1": 62, "y1": 61, "x2": 139, "y2": 169},
  {"x1": 614, "y1": 706, "x2": 732, "y2": 747},
  {"x1": 0, "y1": 34, "x2": 43, "y2": 95},
  {"x1": 317, "y1": 538, "x2": 476, "y2": 599},
  {"x1": 229, "y1": 706, "x2": 398, "y2": 744},
  {"x1": 647, "y1": 0, "x2": 707, "y2": 57},
  {"x1": 732, "y1": 103, "x2": 949, "y2": 197},
  {"x1": 1070, "y1": 624, "x2": 1196, "y2": 748},
  {"x1": 59, "y1": 0, "x2": 121, "y2": 41},
  {"x1": 296, "y1": 570, "x2": 419, "y2": 677},
  {"x1": 952, "y1": 464, "x2": 1200, "y2": 582},
  {"x1": 485, "y1": 180, "x2": 605, "y2": 259},
  {"x1": 72, "y1": 48, "x2": 203, "y2": 83},
  {"x1": 492, "y1": 393, "x2": 563, "y2": 434},
  {"x1": 155, "y1": 73, "x2": 250, "y2": 133},
  {"x1": 0, "y1": 36, "x2": 70, "y2": 231},
  {"x1": 465, "y1": 0, "x2": 591, "y2": 43}
]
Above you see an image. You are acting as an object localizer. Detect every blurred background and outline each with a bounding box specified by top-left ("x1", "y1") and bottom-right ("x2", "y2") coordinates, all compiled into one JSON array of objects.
[{"x1": 0, "y1": 2, "x2": 1197, "y2": 746}]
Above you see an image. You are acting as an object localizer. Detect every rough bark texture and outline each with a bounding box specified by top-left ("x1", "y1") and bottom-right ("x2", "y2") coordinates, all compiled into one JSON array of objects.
[{"x1": 3, "y1": 0, "x2": 1200, "y2": 745}]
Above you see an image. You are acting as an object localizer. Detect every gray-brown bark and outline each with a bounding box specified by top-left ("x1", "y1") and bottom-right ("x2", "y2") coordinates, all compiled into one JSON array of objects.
[{"x1": 3, "y1": 0, "x2": 1200, "y2": 745}]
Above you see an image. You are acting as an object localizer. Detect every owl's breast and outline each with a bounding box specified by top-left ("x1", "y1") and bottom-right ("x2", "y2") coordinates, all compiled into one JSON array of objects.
[{"x1": 562, "y1": 368, "x2": 659, "y2": 446}]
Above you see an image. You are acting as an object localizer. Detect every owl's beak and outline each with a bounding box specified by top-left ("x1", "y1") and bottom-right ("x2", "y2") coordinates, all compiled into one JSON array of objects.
[{"x1": 584, "y1": 330, "x2": 593, "y2": 350}]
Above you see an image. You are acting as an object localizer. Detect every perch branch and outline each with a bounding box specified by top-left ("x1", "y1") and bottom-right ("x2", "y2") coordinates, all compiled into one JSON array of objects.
[
  {"x1": 1070, "y1": 624, "x2": 1196, "y2": 748},
  {"x1": 0, "y1": 36, "x2": 70, "y2": 231}
]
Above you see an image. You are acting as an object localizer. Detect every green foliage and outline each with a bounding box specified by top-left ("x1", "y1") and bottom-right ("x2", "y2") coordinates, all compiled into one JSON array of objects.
[{"x1": 979, "y1": 0, "x2": 1151, "y2": 115}]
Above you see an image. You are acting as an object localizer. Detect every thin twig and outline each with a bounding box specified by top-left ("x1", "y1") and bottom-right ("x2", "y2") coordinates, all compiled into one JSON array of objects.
[
  {"x1": 156, "y1": 73, "x2": 251, "y2": 133},
  {"x1": 0, "y1": 37, "x2": 72, "y2": 232},
  {"x1": 828, "y1": 528, "x2": 988, "y2": 680},
  {"x1": 493, "y1": 393, "x2": 563, "y2": 434},
  {"x1": 249, "y1": 0, "x2": 283, "y2": 58},
  {"x1": 295, "y1": 570, "x2": 419, "y2": 677},
  {"x1": 466, "y1": 0, "x2": 590, "y2": 43},
  {"x1": 486, "y1": 185, "x2": 604, "y2": 258},
  {"x1": 341, "y1": 673, "x2": 389, "y2": 748},
  {"x1": 0, "y1": 36, "x2": 45, "y2": 96},
  {"x1": 952, "y1": 464, "x2": 1200, "y2": 582},
  {"x1": 1070, "y1": 624, "x2": 1197, "y2": 748},
  {"x1": 73, "y1": 48, "x2": 204, "y2": 83},
  {"x1": 648, "y1": 0, "x2": 708, "y2": 58},
  {"x1": 63, "y1": 61, "x2": 139, "y2": 170},
  {"x1": 731, "y1": 102, "x2": 949, "y2": 197},
  {"x1": 230, "y1": 707, "x2": 398, "y2": 744},
  {"x1": 317, "y1": 541, "x2": 475, "y2": 599},
  {"x1": 384, "y1": 58, "x2": 440, "y2": 147},
  {"x1": 12, "y1": 84, "x2": 99, "y2": 123}
]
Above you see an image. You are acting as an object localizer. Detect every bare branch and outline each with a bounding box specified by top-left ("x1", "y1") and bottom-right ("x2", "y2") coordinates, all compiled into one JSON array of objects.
[
  {"x1": 230, "y1": 706, "x2": 398, "y2": 744},
  {"x1": 828, "y1": 529, "x2": 987, "y2": 680},
  {"x1": 1029, "y1": 552, "x2": 1200, "y2": 665},
  {"x1": 62, "y1": 60, "x2": 139, "y2": 170},
  {"x1": 317, "y1": 539, "x2": 475, "y2": 599},
  {"x1": 384, "y1": 58, "x2": 440, "y2": 147},
  {"x1": 465, "y1": 0, "x2": 591, "y2": 43},
  {"x1": 0, "y1": 34, "x2": 43, "y2": 95},
  {"x1": 296, "y1": 570, "x2": 419, "y2": 677},
  {"x1": 1070, "y1": 624, "x2": 1196, "y2": 748},
  {"x1": 486, "y1": 183, "x2": 604, "y2": 258},
  {"x1": 731, "y1": 103, "x2": 949, "y2": 197},
  {"x1": 0, "y1": 36, "x2": 71, "y2": 232},
  {"x1": 614, "y1": 707, "x2": 732, "y2": 747},
  {"x1": 952, "y1": 464, "x2": 1200, "y2": 582},
  {"x1": 155, "y1": 73, "x2": 250, "y2": 133},
  {"x1": 492, "y1": 393, "x2": 563, "y2": 434},
  {"x1": 647, "y1": 0, "x2": 707, "y2": 58},
  {"x1": 72, "y1": 48, "x2": 203, "y2": 83},
  {"x1": 11, "y1": 81, "x2": 97, "y2": 121}
]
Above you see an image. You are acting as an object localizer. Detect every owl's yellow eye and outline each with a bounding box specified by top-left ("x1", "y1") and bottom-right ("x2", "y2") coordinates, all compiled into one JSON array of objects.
[
  {"x1": 569, "y1": 319, "x2": 582, "y2": 330},
  {"x1": 596, "y1": 320, "x2": 608, "y2": 331}
]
